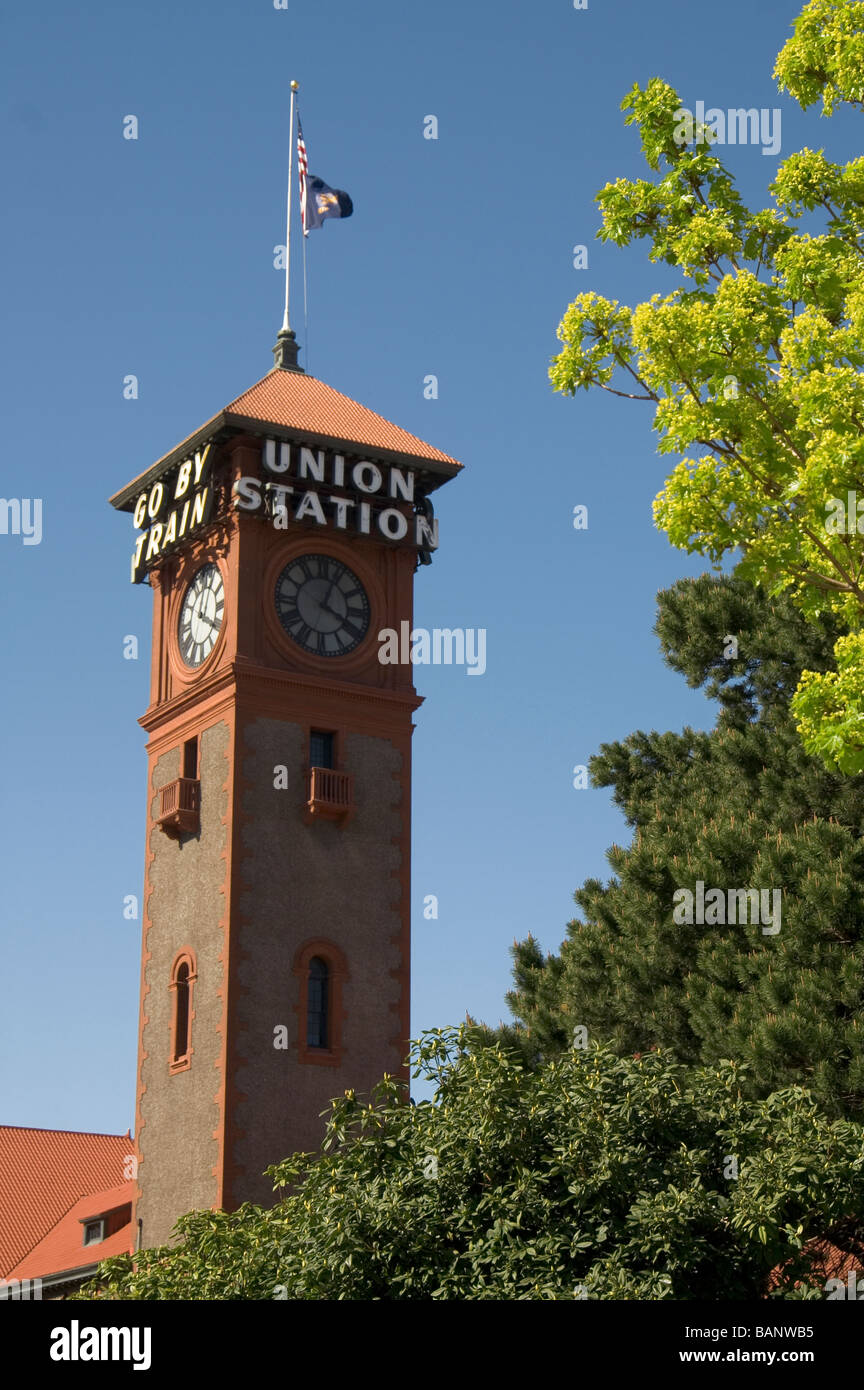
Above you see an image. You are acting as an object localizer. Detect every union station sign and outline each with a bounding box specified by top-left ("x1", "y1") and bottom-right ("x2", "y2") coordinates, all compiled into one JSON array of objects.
[{"x1": 128, "y1": 438, "x2": 439, "y2": 583}]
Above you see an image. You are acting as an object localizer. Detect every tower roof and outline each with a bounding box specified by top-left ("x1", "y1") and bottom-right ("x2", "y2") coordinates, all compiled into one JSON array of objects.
[{"x1": 110, "y1": 369, "x2": 462, "y2": 512}]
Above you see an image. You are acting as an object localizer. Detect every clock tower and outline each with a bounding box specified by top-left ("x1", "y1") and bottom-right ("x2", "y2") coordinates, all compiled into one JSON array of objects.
[{"x1": 111, "y1": 341, "x2": 461, "y2": 1249}]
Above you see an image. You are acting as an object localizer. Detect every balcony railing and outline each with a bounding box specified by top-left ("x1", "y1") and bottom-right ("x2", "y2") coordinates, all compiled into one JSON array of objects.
[
  {"x1": 156, "y1": 777, "x2": 200, "y2": 837},
  {"x1": 306, "y1": 766, "x2": 354, "y2": 823}
]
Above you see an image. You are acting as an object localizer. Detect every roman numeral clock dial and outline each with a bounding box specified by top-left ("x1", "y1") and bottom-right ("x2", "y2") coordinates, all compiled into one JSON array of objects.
[
  {"x1": 178, "y1": 563, "x2": 225, "y2": 667},
  {"x1": 275, "y1": 555, "x2": 370, "y2": 656}
]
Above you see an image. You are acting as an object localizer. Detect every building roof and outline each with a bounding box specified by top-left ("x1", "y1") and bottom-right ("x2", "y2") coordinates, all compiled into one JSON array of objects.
[
  {"x1": 0, "y1": 1126, "x2": 131, "y2": 1277},
  {"x1": 7, "y1": 1181, "x2": 134, "y2": 1283},
  {"x1": 225, "y1": 371, "x2": 460, "y2": 465},
  {"x1": 109, "y1": 367, "x2": 462, "y2": 511}
]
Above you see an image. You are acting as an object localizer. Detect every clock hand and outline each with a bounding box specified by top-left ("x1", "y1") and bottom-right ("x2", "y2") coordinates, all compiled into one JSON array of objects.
[
  {"x1": 189, "y1": 590, "x2": 217, "y2": 632},
  {"x1": 309, "y1": 583, "x2": 342, "y2": 621},
  {"x1": 320, "y1": 582, "x2": 343, "y2": 614}
]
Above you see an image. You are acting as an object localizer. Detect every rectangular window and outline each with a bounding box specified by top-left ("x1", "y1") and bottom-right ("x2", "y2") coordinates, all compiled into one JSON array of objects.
[
  {"x1": 310, "y1": 731, "x2": 335, "y2": 770},
  {"x1": 183, "y1": 736, "x2": 198, "y2": 780},
  {"x1": 83, "y1": 1220, "x2": 104, "y2": 1246}
]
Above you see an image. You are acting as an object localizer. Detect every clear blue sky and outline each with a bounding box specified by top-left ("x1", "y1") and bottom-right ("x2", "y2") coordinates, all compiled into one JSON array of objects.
[{"x1": 1, "y1": 0, "x2": 857, "y2": 1133}]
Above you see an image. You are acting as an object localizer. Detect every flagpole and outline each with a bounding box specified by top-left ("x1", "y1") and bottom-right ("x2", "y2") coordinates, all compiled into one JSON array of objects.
[
  {"x1": 281, "y1": 79, "x2": 299, "y2": 334},
  {"x1": 273, "y1": 80, "x2": 301, "y2": 370}
]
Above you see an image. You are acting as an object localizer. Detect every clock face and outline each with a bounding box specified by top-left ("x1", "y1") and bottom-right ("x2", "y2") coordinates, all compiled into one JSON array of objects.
[
  {"x1": 178, "y1": 564, "x2": 225, "y2": 668},
  {"x1": 275, "y1": 554, "x2": 370, "y2": 656}
]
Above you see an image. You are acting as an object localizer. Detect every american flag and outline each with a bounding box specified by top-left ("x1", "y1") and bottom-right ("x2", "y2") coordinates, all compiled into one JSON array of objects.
[{"x1": 297, "y1": 118, "x2": 309, "y2": 236}]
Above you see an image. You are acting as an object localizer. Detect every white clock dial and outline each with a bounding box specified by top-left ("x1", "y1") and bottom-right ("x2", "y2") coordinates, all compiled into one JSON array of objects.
[{"x1": 178, "y1": 564, "x2": 224, "y2": 668}]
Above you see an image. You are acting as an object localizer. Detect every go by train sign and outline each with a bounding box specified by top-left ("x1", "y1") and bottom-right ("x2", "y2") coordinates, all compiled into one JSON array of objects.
[{"x1": 129, "y1": 444, "x2": 214, "y2": 583}]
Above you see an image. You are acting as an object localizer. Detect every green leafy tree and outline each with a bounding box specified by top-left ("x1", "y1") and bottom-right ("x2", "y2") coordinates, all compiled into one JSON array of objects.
[
  {"x1": 78, "y1": 1029, "x2": 864, "y2": 1301},
  {"x1": 549, "y1": 0, "x2": 864, "y2": 771},
  {"x1": 775, "y1": 0, "x2": 864, "y2": 113},
  {"x1": 497, "y1": 576, "x2": 864, "y2": 1119}
]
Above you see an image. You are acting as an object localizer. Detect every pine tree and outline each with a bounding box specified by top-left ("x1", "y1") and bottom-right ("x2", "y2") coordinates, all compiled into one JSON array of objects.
[{"x1": 499, "y1": 575, "x2": 864, "y2": 1119}]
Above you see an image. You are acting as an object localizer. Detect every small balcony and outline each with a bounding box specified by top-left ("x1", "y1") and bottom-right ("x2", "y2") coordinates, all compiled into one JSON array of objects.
[
  {"x1": 156, "y1": 777, "x2": 200, "y2": 837},
  {"x1": 305, "y1": 766, "x2": 355, "y2": 824}
]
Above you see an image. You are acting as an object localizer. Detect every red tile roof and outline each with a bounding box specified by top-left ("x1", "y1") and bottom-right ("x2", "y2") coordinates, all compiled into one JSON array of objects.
[
  {"x1": 225, "y1": 371, "x2": 461, "y2": 466},
  {"x1": 7, "y1": 1182, "x2": 134, "y2": 1283},
  {"x1": 0, "y1": 1126, "x2": 132, "y2": 1277},
  {"x1": 110, "y1": 368, "x2": 461, "y2": 510}
]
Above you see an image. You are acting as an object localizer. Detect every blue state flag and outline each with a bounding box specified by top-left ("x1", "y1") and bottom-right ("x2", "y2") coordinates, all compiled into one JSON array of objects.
[{"x1": 304, "y1": 175, "x2": 353, "y2": 233}]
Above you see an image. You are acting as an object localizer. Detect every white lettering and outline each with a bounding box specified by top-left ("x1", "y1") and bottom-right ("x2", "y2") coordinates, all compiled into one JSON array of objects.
[
  {"x1": 147, "y1": 483, "x2": 164, "y2": 519},
  {"x1": 295, "y1": 491, "x2": 326, "y2": 524},
  {"x1": 193, "y1": 444, "x2": 211, "y2": 485},
  {"x1": 352, "y1": 461, "x2": 383, "y2": 493},
  {"x1": 299, "y1": 448, "x2": 325, "y2": 482},
  {"x1": 389, "y1": 468, "x2": 415, "y2": 502},
  {"x1": 232, "y1": 477, "x2": 261, "y2": 510},
  {"x1": 378, "y1": 507, "x2": 408, "y2": 540},
  {"x1": 174, "y1": 460, "x2": 192, "y2": 498}
]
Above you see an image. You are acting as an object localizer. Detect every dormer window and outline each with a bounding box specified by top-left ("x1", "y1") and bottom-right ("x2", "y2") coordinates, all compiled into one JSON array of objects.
[{"x1": 83, "y1": 1219, "x2": 104, "y2": 1247}]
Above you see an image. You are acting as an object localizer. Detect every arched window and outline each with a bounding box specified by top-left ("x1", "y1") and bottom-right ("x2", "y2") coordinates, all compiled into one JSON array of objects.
[
  {"x1": 307, "y1": 957, "x2": 329, "y2": 1048},
  {"x1": 169, "y1": 950, "x2": 196, "y2": 1072},
  {"x1": 293, "y1": 940, "x2": 347, "y2": 1065},
  {"x1": 174, "y1": 963, "x2": 190, "y2": 1060}
]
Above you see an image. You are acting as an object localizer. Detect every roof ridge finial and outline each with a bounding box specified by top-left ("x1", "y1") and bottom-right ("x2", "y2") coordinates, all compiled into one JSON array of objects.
[{"x1": 272, "y1": 327, "x2": 303, "y2": 373}]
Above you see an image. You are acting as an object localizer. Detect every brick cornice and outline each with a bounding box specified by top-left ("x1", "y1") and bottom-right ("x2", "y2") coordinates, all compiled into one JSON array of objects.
[{"x1": 140, "y1": 661, "x2": 424, "y2": 748}]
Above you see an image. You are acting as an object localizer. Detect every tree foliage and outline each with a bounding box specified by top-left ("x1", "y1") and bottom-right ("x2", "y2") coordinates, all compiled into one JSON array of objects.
[
  {"x1": 78, "y1": 1029, "x2": 864, "y2": 1301},
  {"x1": 775, "y1": 0, "x2": 864, "y2": 113},
  {"x1": 549, "y1": 0, "x2": 864, "y2": 771},
  {"x1": 497, "y1": 576, "x2": 864, "y2": 1119}
]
